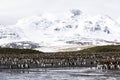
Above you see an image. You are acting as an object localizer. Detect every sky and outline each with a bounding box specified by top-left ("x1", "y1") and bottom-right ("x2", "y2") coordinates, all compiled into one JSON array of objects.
[{"x1": 0, "y1": 0, "x2": 120, "y2": 25}]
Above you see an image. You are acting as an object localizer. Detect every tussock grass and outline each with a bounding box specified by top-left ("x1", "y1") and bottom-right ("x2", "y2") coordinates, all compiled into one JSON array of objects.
[
  {"x1": 0, "y1": 48, "x2": 43, "y2": 54},
  {"x1": 79, "y1": 45, "x2": 120, "y2": 53}
]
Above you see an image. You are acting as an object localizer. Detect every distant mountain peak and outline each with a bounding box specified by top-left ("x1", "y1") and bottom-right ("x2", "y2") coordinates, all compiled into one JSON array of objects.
[{"x1": 0, "y1": 10, "x2": 120, "y2": 51}]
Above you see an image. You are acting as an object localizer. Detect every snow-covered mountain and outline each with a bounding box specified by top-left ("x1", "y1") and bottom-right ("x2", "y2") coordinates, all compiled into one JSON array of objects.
[{"x1": 0, "y1": 9, "x2": 120, "y2": 52}]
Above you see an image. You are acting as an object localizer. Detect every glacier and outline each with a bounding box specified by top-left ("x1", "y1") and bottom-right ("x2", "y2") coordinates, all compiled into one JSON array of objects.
[{"x1": 0, "y1": 9, "x2": 120, "y2": 52}]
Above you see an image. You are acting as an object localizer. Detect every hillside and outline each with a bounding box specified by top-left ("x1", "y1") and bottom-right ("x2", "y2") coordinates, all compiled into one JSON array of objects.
[
  {"x1": 79, "y1": 45, "x2": 120, "y2": 53},
  {"x1": 0, "y1": 10, "x2": 120, "y2": 52},
  {"x1": 0, "y1": 45, "x2": 120, "y2": 54},
  {"x1": 0, "y1": 48, "x2": 43, "y2": 54}
]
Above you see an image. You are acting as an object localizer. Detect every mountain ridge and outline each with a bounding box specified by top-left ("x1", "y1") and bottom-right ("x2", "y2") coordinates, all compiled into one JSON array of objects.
[{"x1": 0, "y1": 9, "x2": 120, "y2": 52}]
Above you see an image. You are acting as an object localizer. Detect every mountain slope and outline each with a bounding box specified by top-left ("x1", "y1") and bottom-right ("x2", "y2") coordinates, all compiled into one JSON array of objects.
[{"x1": 0, "y1": 10, "x2": 120, "y2": 52}]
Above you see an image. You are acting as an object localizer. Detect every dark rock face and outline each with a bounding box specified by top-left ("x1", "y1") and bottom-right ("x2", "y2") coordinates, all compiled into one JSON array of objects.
[
  {"x1": 66, "y1": 41, "x2": 93, "y2": 45},
  {"x1": 1, "y1": 41, "x2": 41, "y2": 49},
  {"x1": 0, "y1": 25, "x2": 21, "y2": 39},
  {"x1": 70, "y1": 9, "x2": 82, "y2": 16}
]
